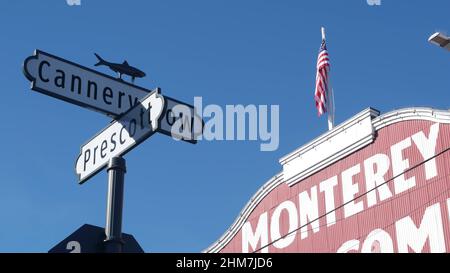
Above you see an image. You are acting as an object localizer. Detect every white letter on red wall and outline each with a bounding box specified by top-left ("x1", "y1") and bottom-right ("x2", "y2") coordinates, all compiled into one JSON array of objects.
[
  {"x1": 411, "y1": 123, "x2": 439, "y2": 180},
  {"x1": 270, "y1": 200, "x2": 298, "y2": 249},
  {"x1": 391, "y1": 137, "x2": 416, "y2": 194},
  {"x1": 242, "y1": 212, "x2": 269, "y2": 253},
  {"x1": 364, "y1": 154, "x2": 392, "y2": 207},
  {"x1": 395, "y1": 203, "x2": 445, "y2": 253},
  {"x1": 342, "y1": 164, "x2": 364, "y2": 218},
  {"x1": 319, "y1": 176, "x2": 338, "y2": 227},
  {"x1": 299, "y1": 186, "x2": 320, "y2": 239}
]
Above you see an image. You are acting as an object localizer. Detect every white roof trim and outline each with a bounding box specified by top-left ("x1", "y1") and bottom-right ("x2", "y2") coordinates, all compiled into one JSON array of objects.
[
  {"x1": 280, "y1": 107, "x2": 380, "y2": 187},
  {"x1": 372, "y1": 107, "x2": 450, "y2": 129},
  {"x1": 279, "y1": 108, "x2": 380, "y2": 164},
  {"x1": 203, "y1": 107, "x2": 450, "y2": 253}
]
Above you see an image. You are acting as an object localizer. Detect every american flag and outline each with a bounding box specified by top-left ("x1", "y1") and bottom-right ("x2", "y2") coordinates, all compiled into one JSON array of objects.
[{"x1": 314, "y1": 39, "x2": 331, "y2": 116}]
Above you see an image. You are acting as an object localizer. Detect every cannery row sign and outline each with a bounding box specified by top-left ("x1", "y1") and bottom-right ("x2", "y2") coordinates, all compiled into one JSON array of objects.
[
  {"x1": 205, "y1": 108, "x2": 450, "y2": 253},
  {"x1": 23, "y1": 50, "x2": 148, "y2": 118}
]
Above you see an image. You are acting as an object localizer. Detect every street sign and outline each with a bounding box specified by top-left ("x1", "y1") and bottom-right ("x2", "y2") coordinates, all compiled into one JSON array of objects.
[
  {"x1": 75, "y1": 88, "x2": 164, "y2": 184},
  {"x1": 159, "y1": 96, "x2": 203, "y2": 144},
  {"x1": 23, "y1": 50, "x2": 205, "y2": 253},
  {"x1": 48, "y1": 224, "x2": 144, "y2": 253},
  {"x1": 23, "y1": 49, "x2": 152, "y2": 118}
]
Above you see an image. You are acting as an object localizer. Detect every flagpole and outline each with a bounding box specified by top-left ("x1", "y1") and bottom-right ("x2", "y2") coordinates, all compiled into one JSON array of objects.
[{"x1": 322, "y1": 27, "x2": 335, "y2": 131}]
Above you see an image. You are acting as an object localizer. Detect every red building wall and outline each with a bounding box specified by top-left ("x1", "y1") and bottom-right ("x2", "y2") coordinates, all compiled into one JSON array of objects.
[{"x1": 215, "y1": 120, "x2": 450, "y2": 253}]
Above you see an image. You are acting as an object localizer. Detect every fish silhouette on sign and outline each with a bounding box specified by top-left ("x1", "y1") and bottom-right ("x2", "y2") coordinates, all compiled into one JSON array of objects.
[{"x1": 94, "y1": 53, "x2": 146, "y2": 83}]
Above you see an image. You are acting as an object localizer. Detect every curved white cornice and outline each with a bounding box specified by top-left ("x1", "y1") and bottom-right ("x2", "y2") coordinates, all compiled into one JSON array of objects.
[
  {"x1": 372, "y1": 107, "x2": 450, "y2": 129},
  {"x1": 203, "y1": 107, "x2": 450, "y2": 253}
]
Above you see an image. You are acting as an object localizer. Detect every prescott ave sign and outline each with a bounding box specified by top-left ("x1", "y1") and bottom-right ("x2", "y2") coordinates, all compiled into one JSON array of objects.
[
  {"x1": 75, "y1": 88, "x2": 165, "y2": 183},
  {"x1": 23, "y1": 50, "x2": 150, "y2": 118},
  {"x1": 74, "y1": 93, "x2": 203, "y2": 183}
]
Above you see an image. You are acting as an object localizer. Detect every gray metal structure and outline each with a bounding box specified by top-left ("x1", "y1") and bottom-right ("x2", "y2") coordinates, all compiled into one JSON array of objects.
[{"x1": 104, "y1": 157, "x2": 126, "y2": 253}]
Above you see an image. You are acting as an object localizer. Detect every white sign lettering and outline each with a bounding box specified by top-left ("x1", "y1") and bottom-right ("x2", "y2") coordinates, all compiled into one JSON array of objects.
[{"x1": 75, "y1": 89, "x2": 164, "y2": 183}]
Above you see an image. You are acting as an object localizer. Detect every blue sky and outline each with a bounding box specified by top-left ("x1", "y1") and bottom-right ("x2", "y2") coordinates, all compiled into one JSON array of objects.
[{"x1": 0, "y1": 0, "x2": 449, "y2": 252}]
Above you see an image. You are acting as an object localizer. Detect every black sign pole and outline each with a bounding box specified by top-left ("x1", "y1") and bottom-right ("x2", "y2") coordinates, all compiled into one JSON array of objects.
[{"x1": 104, "y1": 157, "x2": 126, "y2": 253}]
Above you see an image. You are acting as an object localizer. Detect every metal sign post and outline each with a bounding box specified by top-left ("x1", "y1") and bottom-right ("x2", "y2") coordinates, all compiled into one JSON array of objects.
[{"x1": 104, "y1": 157, "x2": 126, "y2": 253}]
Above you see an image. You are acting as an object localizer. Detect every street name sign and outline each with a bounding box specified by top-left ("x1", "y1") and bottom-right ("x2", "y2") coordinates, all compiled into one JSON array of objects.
[
  {"x1": 48, "y1": 224, "x2": 144, "y2": 253},
  {"x1": 75, "y1": 88, "x2": 164, "y2": 183},
  {"x1": 22, "y1": 50, "x2": 204, "y2": 183},
  {"x1": 24, "y1": 49, "x2": 205, "y2": 252},
  {"x1": 159, "y1": 96, "x2": 203, "y2": 144},
  {"x1": 23, "y1": 49, "x2": 151, "y2": 118}
]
